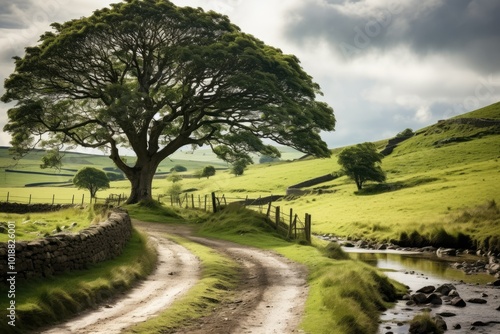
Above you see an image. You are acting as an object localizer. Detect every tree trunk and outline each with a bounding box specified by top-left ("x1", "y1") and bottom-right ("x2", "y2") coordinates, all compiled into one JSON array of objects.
[
  {"x1": 355, "y1": 176, "x2": 363, "y2": 190},
  {"x1": 126, "y1": 164, "x2": 157, "y2": 204}
]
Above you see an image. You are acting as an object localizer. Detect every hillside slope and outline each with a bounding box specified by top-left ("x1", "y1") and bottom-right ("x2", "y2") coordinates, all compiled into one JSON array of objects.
[{"x1": 170, "y1": 102, "x2": 500, "y2": 252}]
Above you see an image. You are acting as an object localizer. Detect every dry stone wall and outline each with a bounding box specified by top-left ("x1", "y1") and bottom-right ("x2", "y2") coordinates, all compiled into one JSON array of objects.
[{"x1": 0, "y1": 209, "x2": 132, "y2": 282}]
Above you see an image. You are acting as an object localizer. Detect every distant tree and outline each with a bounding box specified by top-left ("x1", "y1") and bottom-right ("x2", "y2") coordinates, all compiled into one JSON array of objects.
[
  {"x1": 167, "y1": 172, "x2": 182, "y2": 183},
  {"x1": 167, "y1": 182, "x2": 182, "y2": 202},
  {"x1": 201, "y1": 165, "x2": 216, "y2": 179},
  {"x1": 40, "y1": 149, "x2": 63, "y2": 171},
  {"x1": 337, "y1": 142, "x2": 386, "y2": 190},
  {"x1": 231, "y1": 159, "x2": 248, "y2": 176},
  {"x1": 73, "y1": 167, "x2": 110, "y2": 198},
  {"x1": 170, "y1": 165, "x2": 187, "y2": 172}
]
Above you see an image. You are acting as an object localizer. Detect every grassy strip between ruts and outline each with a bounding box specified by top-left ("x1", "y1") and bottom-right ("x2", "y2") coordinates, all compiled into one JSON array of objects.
[
  {"x1": 124, "y1": 234, "x2": 240, "y2": 334},
  {"x1": 0, "y1": 228, "x2": 157, "y2": 334},
  {"x1": 195, "y1": 207, "x2": 407, "y2": 334}
]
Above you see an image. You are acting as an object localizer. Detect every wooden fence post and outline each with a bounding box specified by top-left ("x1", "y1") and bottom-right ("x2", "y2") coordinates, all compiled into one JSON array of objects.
[
  {"x1": 6, "y1": 192, "x2": 9, "y2": 203},
  {"x1": 204, "y1": 195, "x2": 207, "y2": 211},
  {"x1": 191, "y1": 194, "x2": 194, "y2": 208},
  {"x1": 293, "y1": 214, "x2": 298, "y2": 239},
  {"x1": 71, "y1": 194, "x2": 74, "y2": 205},
  {"x1": 305, "y1": 213, "x2": 311, "y2": 243},
  {"x1": 52, "y1": 194, "x2": 55, "y2": 205},
  {"x1": 266, "y1": 201, "x2": 272, "y2": 217},
  {"x1": 28, "y1": 194, "x2": 31, "y2": 205},
  {"x1": 275, "y1": 206, "x2": 280, "y2": 230},
  {"x1": 288, "y1": 208, "x2": 293, "y2": 238},
  {"x1": 211, "y1": 192, "x2": 217, "y2": 213}
]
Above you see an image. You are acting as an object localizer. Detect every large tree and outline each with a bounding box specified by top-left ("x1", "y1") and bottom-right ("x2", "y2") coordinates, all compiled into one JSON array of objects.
[
  {"x1": 337, "y1": 142, "x2": 386, "y2": 191},
  {"x1": 2, "y1": 0, "x2": 335, "y2": 204}
]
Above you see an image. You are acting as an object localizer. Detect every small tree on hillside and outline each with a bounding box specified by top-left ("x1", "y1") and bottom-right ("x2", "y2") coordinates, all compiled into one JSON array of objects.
[
  {"x1": 201, "y1": 165, "x2": 216, "y2": 179},
  {"x1": 231, "y1": 159, "x2": 248, "y2": 176},
  {"x1": 337, "y1": 142, "x2": 386, "y2": 190},
  {"x1": 167, "y1": 172, "x2": 182, "y2": 183},
  {"x1": 73, "y1": 167, "x2": 110, "y2": 198}
]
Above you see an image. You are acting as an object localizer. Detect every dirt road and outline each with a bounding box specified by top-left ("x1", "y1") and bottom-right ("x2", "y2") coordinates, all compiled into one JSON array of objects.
[{"x1": 41, "y1": 220, "x2": 308, "y2": 334}]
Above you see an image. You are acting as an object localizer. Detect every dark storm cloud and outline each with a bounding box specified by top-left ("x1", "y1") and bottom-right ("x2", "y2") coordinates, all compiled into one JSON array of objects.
[{"x1": 285, "y1": 0, "x2": 500, "y2": 74}]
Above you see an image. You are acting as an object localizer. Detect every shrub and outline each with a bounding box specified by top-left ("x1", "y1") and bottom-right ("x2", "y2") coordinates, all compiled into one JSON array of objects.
[
  {"x1": 396, "y1": 128, "x2": 414, "y2": 138},
  {"x1": 170, "y1": 165, "x2": 187, "y2": 172}
]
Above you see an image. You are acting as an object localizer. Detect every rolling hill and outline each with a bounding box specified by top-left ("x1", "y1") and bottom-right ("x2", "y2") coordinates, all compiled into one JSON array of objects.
[{"x1": 1, "y1": 102, "x2": 499, "y2": 251}]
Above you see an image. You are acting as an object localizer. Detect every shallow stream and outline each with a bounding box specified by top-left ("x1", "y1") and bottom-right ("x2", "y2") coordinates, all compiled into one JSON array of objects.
[{"x1": 344, "y1": 249, "x2": 500, "y2": 334}]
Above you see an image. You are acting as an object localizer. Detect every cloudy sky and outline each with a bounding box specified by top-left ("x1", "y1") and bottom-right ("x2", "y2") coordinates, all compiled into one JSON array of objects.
[{"x1": 1, "y1": 0, "x2": 499, "y2": 151}]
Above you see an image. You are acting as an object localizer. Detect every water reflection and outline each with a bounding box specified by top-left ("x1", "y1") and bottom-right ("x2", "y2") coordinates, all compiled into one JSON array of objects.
[
  {"x1": 346, "y1": 250, "x2": 493, "y2": 285},
  {"x1": 343, "y1": 249, "x2": 498, "y2": 334}
]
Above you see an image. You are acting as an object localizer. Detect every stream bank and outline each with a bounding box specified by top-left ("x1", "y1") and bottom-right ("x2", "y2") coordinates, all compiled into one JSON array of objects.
[{"x1": 316, "y1": 235, "x2": 500, "y2": 333}]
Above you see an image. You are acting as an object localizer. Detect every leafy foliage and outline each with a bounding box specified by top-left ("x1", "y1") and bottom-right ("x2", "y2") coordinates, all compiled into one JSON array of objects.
[
  {"x1": 201, "y1": 165, "x2": 216, "y2": 179},
  {"x1": 167, "y1": 172, "x2": 182, "y2": 183},
  {"x1": 72, "y1": 167, "x2": 110, "y2": 198},
  {"x1": 40, "y1": 149, "x2": 63, "y2": 171},
  {"x1": 231, "y1": 159, "x2": 248, "y2": 176},
  {"x1": 2, "y1": 0, "x2": 335, "y2": 203},
  {"x1": 395, "y1": 128, "x2": 414, "y2": 138},
  {"x1": 337, "y1": 142, "x2": 386, "y2": 190}
]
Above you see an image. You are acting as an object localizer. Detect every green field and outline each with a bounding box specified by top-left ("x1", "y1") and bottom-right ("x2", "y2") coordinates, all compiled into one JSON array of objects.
[
  {"x1": 1, "y1": 102, "x2": 499, "y2": 334},
  {"x1": 1, "y1": 102, "x2": 499, "y2": 250}
]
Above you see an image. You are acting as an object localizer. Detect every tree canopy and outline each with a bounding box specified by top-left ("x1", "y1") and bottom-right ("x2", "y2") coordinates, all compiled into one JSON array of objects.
[
  {"x1": 2, "y1": 0, "x2": 335, "y2": 203},
  {"x1": 73, "y1": 167, "x2": 110, "y2": 198},
  {"x1": 337, "y1": 142, "x2": 386, "y2": 190},
  {"x1": 201, "y1": 165, "x2": 216, "y2": 178}
]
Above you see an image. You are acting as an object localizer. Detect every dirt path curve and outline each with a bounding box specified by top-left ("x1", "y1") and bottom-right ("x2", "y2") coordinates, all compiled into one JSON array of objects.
[
  {"x1": 41, "y1": 226, "x2": 200, "y2": 334},
  {"x1": 41, "y1": 220, "x2": 308, "y2": 334}
]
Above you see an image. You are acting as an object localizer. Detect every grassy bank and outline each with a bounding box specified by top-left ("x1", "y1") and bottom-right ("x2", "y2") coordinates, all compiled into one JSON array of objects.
[{"x1": 0, "y1": 228, "x2": 157, "y2": 333}]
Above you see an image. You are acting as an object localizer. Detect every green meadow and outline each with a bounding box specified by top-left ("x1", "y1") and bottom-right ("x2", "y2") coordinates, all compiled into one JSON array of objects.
[
  {"x1": 1, "y1": 102, "x2": 499, "y2": 333},
  {"x1": 2, "y1": 102, "x2": 499, "y2": 250}
]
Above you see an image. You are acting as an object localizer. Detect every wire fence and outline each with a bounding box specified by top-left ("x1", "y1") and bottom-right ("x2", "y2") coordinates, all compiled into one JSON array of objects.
[
  {"x1": 0, "y1": 191, "x2": 128, "y2": 206},
  {"x1": 0, "y1": 191, "x2": 311, "y2": 243},
  {"x1": 163, "y1": 192, "x2": 312, "y2": 243}
]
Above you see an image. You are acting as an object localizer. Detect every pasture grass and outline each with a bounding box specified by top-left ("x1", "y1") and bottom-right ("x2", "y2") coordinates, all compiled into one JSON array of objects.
[
  {"x1": 0, "y1": 229, "x2": 157, "y2": 333},
  {"x1": 163, "y1": 105, "x2": 500, "y2": 253},
  {"x1": 0, "y1": 206, "x2": 102, "y2": 242}
]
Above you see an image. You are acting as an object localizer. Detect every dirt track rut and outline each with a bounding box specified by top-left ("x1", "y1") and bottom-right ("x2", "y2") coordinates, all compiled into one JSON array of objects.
[{"x1": 41, "y1": 220, "x2": 308, "y2": 334}]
